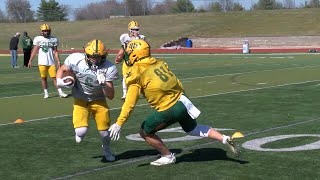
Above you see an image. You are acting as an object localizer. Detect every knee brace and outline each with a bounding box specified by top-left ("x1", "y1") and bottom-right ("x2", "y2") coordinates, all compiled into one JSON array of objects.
[
  {"x1": 187, "y1": 125, "x2": 210, "y2": 137},
  {"x1": 99, "y1": 130, "x2": 109, "y2": 138},
  {"x1": 75, "y1": 127, "x2": 88, "y2": 143}
]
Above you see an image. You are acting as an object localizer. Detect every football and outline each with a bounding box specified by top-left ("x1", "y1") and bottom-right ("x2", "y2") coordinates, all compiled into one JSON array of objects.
[{"x1": 63, "y1": 71, "x2": 76, "y2": 85}]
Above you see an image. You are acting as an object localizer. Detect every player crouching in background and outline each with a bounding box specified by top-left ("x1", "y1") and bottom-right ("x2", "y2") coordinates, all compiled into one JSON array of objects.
[{"x1": 56, "y1": 39, "x2": 119, "y2": 162}]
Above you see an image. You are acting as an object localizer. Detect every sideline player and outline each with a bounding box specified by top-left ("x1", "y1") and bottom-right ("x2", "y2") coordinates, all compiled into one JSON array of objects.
[
  {"x1": 56, "y1": 39, "x2": 119, "y2": 162},
  {"x1": 108, "y1": 39, "x2": 243, "y2": 166},
  {"x1": 28, "y1": 23, "x2": 68, "y2": 98},
  {"x1": 114, "y1": 20, "x2": 145, "y2": 100}
]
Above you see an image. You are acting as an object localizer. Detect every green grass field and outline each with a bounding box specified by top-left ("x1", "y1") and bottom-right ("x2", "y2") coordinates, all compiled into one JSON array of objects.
[{"x1": 1, "y1": 53, "x2": 320, "y2": 179}]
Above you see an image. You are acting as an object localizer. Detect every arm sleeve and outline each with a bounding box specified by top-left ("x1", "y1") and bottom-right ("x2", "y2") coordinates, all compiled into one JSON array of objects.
[
  {"x1": 105, "y1": 64, "x2": 119, "y2": 81},
  {"x1": 63, "y1": 53, "x2": 81, "y2": 71},
  {"x1": 33, "y1": 37, "x2": 38, "y2": 46},
  {"x1": 116, "y1": 84, "x2": 140, "y2": 126},
  {"x1": 140, "y1": 35, "x2": 146, "y2": 40},
  {"x1": 119, "y1": 34, "x2": 126, "y2": 47}
]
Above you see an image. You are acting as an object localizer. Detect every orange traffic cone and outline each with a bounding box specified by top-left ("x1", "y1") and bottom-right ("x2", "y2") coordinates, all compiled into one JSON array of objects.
[{"x1": 14, "y1": 118, "x2": 25, "y2": 124}]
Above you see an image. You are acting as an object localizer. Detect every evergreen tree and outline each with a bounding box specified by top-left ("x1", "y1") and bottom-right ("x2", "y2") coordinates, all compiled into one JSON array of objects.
[
  {"x1": 171, "y1": 0, "x2": 195, "y2": 13},
  {"x1": 252, "y1": 0, "x2": 283, "y2": 9},
  {"x1": 36, "y1": 0, "x2": 69, "y2": 21}
]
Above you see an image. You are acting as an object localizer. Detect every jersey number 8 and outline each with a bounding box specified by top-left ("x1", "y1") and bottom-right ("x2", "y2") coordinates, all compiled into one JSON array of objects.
[{"x1": 154, "y1": 66, "x2": 174, "y2": 82}]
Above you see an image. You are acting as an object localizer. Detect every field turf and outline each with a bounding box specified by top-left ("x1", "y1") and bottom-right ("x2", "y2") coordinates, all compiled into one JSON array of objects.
[{"x1": 0, "y1": 53, "x2": 320, "y2": 179}]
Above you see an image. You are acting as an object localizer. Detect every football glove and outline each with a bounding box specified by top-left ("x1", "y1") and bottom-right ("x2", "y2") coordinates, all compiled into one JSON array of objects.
[
  {"x1": 57, "y1": 77, "x2": 74, "y2": 88},
  {"x1": 97, "y1": 69, "x2": 106, "y2": 85},
  {"x1": 109, "y1": 123, "x2": 121, "y2": 141}
]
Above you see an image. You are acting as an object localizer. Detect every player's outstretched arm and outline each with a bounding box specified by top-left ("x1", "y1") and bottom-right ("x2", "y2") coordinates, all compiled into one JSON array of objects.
[
  {"x1": 115, "y1": 48, "x2": 125, "y2": 64},
  {"x1": 109, "y1": 85, "x2": 140, "y2": 140}
]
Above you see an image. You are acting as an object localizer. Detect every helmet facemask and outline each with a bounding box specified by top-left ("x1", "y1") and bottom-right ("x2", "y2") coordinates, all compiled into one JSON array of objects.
[
  {"x1": 41, "y1": 30, "x2": 51, "y2": 38},
  {"x1": 85, "y1": 54, "x2": 106, "y2": 71},
  {"x1": 40, "y1": 24, "x2": 51, "y2": 38},
  {"x1": 124, "y1": 39, "x2": 150, "y2": 67},
  {"x1": 129, "y1": 28, "x2": 140, "y2": 36},
  {"x1": 128, "y1": 21, "x2": 140, "y2": 36},
  {"x1": 84, "y1": 39, "x2": 107, "y2": 71}
]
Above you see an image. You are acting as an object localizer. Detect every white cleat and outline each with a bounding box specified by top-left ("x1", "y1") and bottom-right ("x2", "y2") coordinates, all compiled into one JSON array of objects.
[
  {"x1": 59, "y1": 92, "x2": 68, "y2": 98},
  {"x1": 75, "y1": 134, "x2": 83, "y2": 143},
  {"x1": 150, "y1": 153, "x2": 176, "y2": 166},
  {"x1": 44, "y1": 93, "x2": 49, "y2": 99},
  {"x1": 102, "y1": 145, "x2": 115, "y2": 162}
]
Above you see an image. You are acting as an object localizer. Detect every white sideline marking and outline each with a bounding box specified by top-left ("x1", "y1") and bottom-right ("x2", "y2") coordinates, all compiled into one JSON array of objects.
[
  {"x1": 1, "y1": 79, "x2": 319, "y2": 127},
  {"x1": 0, "y1": 103, "x2": 148, "y2": 127},
  {"x1": 1, "y1": 64, "x2": 320, "y2": 100}
]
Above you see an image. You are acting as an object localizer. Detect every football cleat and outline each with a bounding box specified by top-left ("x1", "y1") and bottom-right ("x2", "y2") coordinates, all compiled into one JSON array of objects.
[
  {"x1": 226, "y1": 138, "x2": 241, "y2": 157},
  {"x1": 102, "y1": 145, "x2": 115, "y2": 162},
  {"x1": 150, "y1": 153, "x2": 176, "y2": 166},
  {"x1": 75, "y1": 134, "x2": 83, "y2": 143},
  {"x1": 59, "y1": 92, "x2": 68, "y2": 98},
  {"x1": 226, "y1": 132, "x2": 244, "y2": 158}
]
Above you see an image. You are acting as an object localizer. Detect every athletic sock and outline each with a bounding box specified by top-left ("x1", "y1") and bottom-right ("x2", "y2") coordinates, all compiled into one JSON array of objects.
[{"x1": 222, "y1": 135, "x2": 230, "y2": 144}]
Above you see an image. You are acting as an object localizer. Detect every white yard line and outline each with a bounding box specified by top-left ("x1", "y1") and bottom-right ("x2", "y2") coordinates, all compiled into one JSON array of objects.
[
  {"x1": 1, "y1": 64, "x2": 320, "y2": 100},
  {"x1": 51, "y1": 115, "x2": 320, "y2": 180},
  {"x1": 1, "y1": 79, "x2": 319, "y2": 127}
]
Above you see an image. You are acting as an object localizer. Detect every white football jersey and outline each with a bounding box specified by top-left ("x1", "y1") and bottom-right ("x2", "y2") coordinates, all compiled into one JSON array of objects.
[
  {"x1": 33, "y1": 35, "x2": 59, "y2": 66},
  {"x1": 64, "y1": 53, "x2": 119, "y2": 102},
  {"x1": 119, "y1": 33, "x2": 145, "y2": 49}
]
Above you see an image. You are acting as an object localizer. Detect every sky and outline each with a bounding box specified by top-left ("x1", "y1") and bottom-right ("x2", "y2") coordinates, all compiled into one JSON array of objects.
[
  {"x1": 0, "y1": 0, "x2": 104, "y2": 11},
  {"x1": 0, "y1": 0, "x2": 306, "y2": 13}
]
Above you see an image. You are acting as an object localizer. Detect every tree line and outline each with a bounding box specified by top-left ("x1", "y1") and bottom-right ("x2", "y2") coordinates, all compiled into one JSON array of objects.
[{"x1": 0, "y1": 0, "x2": 319, "y2": 22}]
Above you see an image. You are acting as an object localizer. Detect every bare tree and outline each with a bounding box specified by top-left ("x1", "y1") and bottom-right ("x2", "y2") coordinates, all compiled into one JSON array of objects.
[
  {"x1": 125, "y1": 0, "x2": 152, "y2": 16},
  {"x1": 305, "y1": 0, "x2": 320, "y2": 7},
  {"x1": 219, "y1": 0, "x2": 234, "y2": 11},
  {"x1": 151, "y1": 0, "x2": 175, "y2": 15},
  {"x1": 74, "y1": 0, "x2": 124, "y2": 20},
  {"x1": 6, "y1": 0, "x2": 34, "y2": 22},
  {"x1": 209, "y1": 2, "x2": 223, "y2": 12},
  {"x1": 0, "y1": 9, "x2": 8, "y2": 22},
  {"x1": 232, "y1": 2, "x2": 245, "y2": 11},
  {"x1": 283, "y1": 0, "x2": 295, "y2": 8},
  {"x1": 76, "y1": 2, "x2": 110, "y2": 20}
]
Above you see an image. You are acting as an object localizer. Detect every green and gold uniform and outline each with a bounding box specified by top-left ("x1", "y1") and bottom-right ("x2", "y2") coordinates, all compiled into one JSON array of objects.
[{"x1": 115, "y1": 57, "x2": 197, "y2": 134}]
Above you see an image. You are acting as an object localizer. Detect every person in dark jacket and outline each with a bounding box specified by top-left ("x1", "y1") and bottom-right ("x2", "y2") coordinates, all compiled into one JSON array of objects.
[
  {"x1": 21, "y1": 32, "x2": 33, "y2": 67},
  {"x1": 9, "y1": 32, "x2": 20, "y2": 68}
]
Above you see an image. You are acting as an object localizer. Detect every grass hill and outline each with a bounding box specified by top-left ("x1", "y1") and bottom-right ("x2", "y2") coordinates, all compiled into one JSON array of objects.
[{"x1": 1, "y1": 8, "x2": 319, "y2": 50}]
